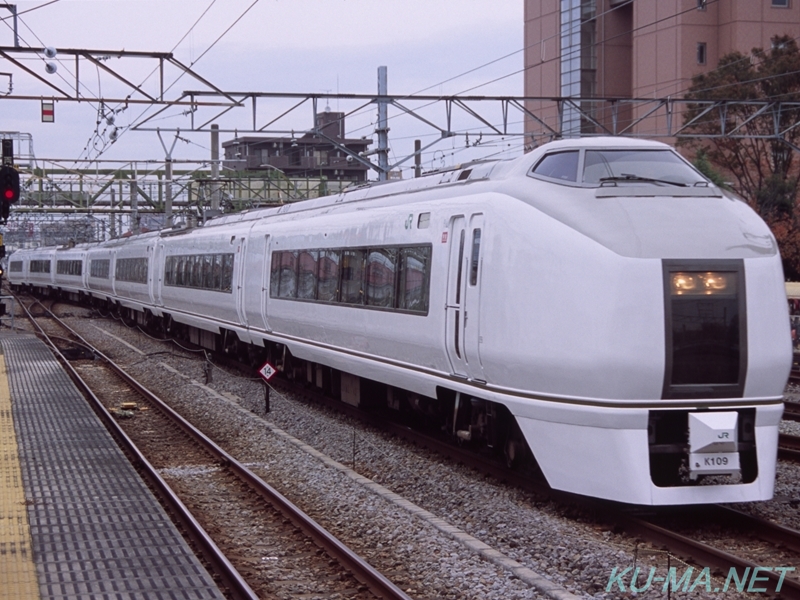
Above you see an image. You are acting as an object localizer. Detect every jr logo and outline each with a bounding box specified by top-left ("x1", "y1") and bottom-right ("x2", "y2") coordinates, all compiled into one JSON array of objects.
[{"x1": 718, "y1": 432, "x2": 729, "y2": 439}]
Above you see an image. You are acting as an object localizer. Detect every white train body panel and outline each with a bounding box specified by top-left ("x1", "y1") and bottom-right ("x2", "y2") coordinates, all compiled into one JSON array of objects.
[
  {"x1": 9, "y1": 137, "x2": 791, "y2": 505},
  {"x1": 86, "y1": 245, "x2": 115, "y2": 301}
]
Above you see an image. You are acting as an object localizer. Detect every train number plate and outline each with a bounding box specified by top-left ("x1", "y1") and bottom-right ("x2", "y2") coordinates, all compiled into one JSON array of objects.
[{"x1": 688, "y1": 452, "x2": 740, "y2": 475}]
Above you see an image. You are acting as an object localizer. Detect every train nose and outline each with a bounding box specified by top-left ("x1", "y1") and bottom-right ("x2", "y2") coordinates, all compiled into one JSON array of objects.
[{"x1": 688, "y1": 411, "x2": 740, "y2": 480}]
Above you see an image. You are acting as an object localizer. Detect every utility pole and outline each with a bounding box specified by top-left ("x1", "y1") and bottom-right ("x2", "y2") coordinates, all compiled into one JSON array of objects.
[
  {"x1": 414, "y1": 139, "x2": 421, "y2": 178},
  {"x1": 376, "y1": 66, "x2": 389, "y2": 181},
  {"x1": 157, "y1": 129, "x2": 179, "y2": 228},
  {"x1": 165, "y1": 158, "x2": 173, "y2": 227},
  {"x1": 129, "y1": 178, "x2": 139, "y2": 234},
  {"x1": 210, "y1": 124, "x2": 220, "y2": 211},
  {"x1": 109, "y1": 185, "x2": 116, "y2": 237}
]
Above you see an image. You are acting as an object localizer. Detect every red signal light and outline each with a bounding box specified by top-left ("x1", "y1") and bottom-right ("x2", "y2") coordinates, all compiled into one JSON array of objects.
[{"x1": 0, "y1": 165, "x2": 19, "y2": 207}]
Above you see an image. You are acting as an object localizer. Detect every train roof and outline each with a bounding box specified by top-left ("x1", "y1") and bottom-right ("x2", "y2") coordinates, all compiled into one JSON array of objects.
[
  {"x1": 7, "y1": 137, "x2": 701, "y2": 252},
  {"x1": 203, "y1": 136, "x2": 685, "y2": 228}
]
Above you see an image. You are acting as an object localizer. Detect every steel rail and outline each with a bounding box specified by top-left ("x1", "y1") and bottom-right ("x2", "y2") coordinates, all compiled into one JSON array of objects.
[
  {"x1": 784, "y1": 401, "x2": 800, "y2": 422},
  {"x1": 779, "y1": 432, "x2": 800, "y2": 462},
  {"x1": 710, "y1": 505, "x2": 800, "y2": 554},
  {"x1": 266, "y1": 375, "x2": 800, "y2": 598},
  {"x1": 16, "y1": 297, "x2": 259, "y2": 600},
  {"x1": 619, "y1": 517, "x2": 800, "y2": 597},
  {"x1": 27, "y1": 298, "x2": 412, "y2": 600},
  {"x1": 20, "y1": 291, "x2": 800, "y2": 599}
]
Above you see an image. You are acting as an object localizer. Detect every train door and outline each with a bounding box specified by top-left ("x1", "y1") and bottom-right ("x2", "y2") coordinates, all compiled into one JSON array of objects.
[
  {"x1": 241, "y1": 232, "x2": 270, "y2": 332},
  {"x1": 81, "y1": 252, "x2": 89, "y2": 290},
  {"x1": 147, "y1": 242, "x2": 157, "y2": 306},
  {"x1": 235, "y1": 236, "x2": 248, "y2": 327},
  {"x1": 463, "y1": 214, "x2": 485, "y2": 381},
  {"x1": 260, "y1": 234, "x2": 271, "y2": 332},
  {"x1": 445, "y1": 214, "x2": 485, "y2": 381},
  {"x1": 110, "y1": 250, "x2": 117, "y2": 297},
  {"x1": 445, "y1": 215, "x2": 468, "y2": 377},
  {"x1": 153, "y1": 241, "x2": 165, "y2": 306}
]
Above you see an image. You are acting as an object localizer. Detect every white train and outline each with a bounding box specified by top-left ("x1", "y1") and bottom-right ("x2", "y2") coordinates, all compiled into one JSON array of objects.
[{"x1": 8, "y1": 137, "x2": 792, "y2": 505}]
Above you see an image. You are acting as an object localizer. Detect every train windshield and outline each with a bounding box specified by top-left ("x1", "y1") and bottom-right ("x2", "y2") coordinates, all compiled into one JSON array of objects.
[
  {"x1": 529, "y1": 148, "x2": 709, "y2": 187},
  {"x1": 583, "y1": 149, "x2": 707, "y2": 187}
]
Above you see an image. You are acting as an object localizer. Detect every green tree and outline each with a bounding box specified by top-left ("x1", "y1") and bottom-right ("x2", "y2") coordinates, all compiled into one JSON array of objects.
[{"x1": 691, "y1": 148, "x2": 729, "y2": 189}]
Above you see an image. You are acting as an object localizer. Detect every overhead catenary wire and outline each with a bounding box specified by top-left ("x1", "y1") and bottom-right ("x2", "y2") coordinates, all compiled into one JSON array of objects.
[
  {"x1": 84, "y1": 0, "x2": 259, "y2": 163},
  {"x1": 17, "y1": 0, "x2": 799, "y2": 182},
  {"x1": 0, "y1": 0, "x2": 62, "y2": 22},
  {"x1": 342, "y1": 0, "x2": 715, "y2": 142}
]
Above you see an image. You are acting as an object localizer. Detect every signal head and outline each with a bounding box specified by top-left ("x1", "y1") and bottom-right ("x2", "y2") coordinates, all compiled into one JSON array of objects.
[{"x1": 0, "y1": 165, "x2": 20, "y2": 205}]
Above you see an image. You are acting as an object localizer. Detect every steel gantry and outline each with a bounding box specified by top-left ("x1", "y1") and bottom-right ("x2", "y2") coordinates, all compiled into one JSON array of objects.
[
  {"x1": 2, "y1": 45, "x2": 800, "y2": 177},
  {"x1": 3, "y1": 45, "x2": 800, "y2": 245}
]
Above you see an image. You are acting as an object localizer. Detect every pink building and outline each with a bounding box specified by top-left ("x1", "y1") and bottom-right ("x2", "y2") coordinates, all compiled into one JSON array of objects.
[{"x1": 524, "y1": 0, "x2": 800, "y2": 137}]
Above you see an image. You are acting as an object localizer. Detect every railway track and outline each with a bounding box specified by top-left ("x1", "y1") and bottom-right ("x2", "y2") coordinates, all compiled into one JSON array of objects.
[
  {"x1": 620, "y1": 506, "x2": 800, "y2": 597},
  {"x1": 779, "y1": 432, "x2": 800, "y2": 462},
  {"x1": 250, "y1": 371, "x2": 800, "y2": 596},
  {"x1": 20, "y1": 296, "x2": 412, "y2": 600},
  {"x1": 784, "y1": 400, "x2": 800, "y2": 422},
  {"x1": 269, "y1": 353, "x2": 800, "y2": 597},
  {"x1": 22, "y1": 293, "x2": 800, "y2": 598}
]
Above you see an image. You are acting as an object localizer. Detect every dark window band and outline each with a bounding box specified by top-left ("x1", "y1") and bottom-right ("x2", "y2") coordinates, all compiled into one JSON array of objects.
[{"x1": 270, "y1": 244, "x2": 432, "y2": 314}]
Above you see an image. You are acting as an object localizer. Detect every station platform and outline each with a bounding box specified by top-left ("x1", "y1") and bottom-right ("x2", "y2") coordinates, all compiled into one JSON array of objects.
[{"x1": 0, "y1": 332, "x2": 226, "y2": 600}]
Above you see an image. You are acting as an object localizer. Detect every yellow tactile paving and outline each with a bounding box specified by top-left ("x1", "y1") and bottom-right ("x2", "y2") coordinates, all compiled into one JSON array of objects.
[{"x1": 0, "y1": 353, "x2": 40, "y2": 600}]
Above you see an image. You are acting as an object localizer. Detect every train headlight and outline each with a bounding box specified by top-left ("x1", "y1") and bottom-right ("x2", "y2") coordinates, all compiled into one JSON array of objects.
[
  {"x1": 670, "y1": 271, "x2": 735, "y2": 296},
  {"x1": 671, "y1": 273, "x2": 697, "y2": 294}
]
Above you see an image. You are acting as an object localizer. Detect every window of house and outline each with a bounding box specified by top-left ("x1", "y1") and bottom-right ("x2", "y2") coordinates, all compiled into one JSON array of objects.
[
  {"x1": 697, "y1": 42, "x2": 707, "y2": 65},
  {"x1": 772, "y1": 0, "x2": 789, "y2": 7}
]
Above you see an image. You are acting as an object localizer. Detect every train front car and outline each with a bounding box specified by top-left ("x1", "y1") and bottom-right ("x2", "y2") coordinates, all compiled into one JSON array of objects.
[{"x1": 491, "y1": 137, "x2": 791, "y2": 505}]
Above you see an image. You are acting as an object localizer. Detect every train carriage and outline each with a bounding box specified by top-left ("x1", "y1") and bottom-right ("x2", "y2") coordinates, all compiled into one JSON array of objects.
[
  {"x1": 15, "y1": 247, "x2": 55, "y2": 292},
  {"x1": 155, "y1": 221, "x2": 252, "y2": 349},
  {"x1": 86, "y1": 244, "x2": 115, "y2": 302},
  {"x1": 9, "y1": 136, "x2": 792, "y2": 506},
  {"x1": 53, "y1": 244, "x2": 88, "y2": 300},
  {"x1": 107, "y1": 232, "x2": 159, "y2": 314}
]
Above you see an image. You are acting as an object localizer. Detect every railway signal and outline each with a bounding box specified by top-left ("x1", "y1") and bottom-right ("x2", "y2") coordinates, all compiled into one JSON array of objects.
[{"x1": 0, "y1": 165, "x2": 19, "y2": 223}]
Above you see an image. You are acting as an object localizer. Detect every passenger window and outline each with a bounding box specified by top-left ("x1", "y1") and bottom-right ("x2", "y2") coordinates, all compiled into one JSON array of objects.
[
  {"x1": 181, "y1": 258, "x2": 190, "y2": 286},
  {"x1": 366, "y1": 248, "x2": 397, "y2": 308},
  {"x1": 270, "y1": 252, "x2": 281, "y2": 297},
  {"x1": 297, "y1": 250, "x2": 319, "y2": 300},
  {"x1": 221, "y1": 254, "x2": 234, "y2": 292},
  {"x1": 191, "y1": 257, "x2": 202, "y2": 288},
  {"x1": 531, "y1": 151, "x2": 579, "y2": 182},
  {"x1": 317, "y1": 250, "x2": 340, "y2": 302},
  {"x1": 201, "y1": 255, "x2": 213, "y2": 289},
  {"x1": 399, "y1": 246, "x2": 431, "y2": 313},
  {"x1": 164, "y1": 257, "x2": 174, "y2": 285},
  {"x1": 278, "y1": 251, "x2": 298, "y2": 298},
  {"x1": 340, "y1": 249, "x2": 365, "y2": 304},
  {"x1": 211, "y1": 255, "x2": 222, "y2": 290},
  {"x1": 470, "y1": 229, "x2": 481, "y2": 286}
]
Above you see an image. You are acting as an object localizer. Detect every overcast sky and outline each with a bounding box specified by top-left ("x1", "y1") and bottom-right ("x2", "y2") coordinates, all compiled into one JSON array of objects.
[{"x1": 0, "y1": 0, "x2": 524, "y2": 176}]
